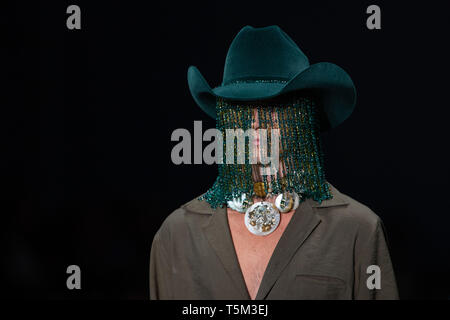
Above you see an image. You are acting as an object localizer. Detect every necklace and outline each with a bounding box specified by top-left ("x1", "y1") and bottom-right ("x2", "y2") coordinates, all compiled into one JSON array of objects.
[{"x1": 227, "y1": 188, "x2": 301, "y2": 236}]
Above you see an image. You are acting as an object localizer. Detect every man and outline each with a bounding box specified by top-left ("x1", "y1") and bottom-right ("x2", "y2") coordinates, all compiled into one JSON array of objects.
[{"x1": 150, "y1": 25, "x2": 398, "y2": 299}]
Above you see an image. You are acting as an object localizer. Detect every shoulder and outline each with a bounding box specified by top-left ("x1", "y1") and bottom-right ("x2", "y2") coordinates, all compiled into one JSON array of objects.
[
  {"x1": 313, "y1": 183, "x2": 383, "y2": 235},
  {"x1": 154, "y1": 194, "x2": 216, "y2": 243}
]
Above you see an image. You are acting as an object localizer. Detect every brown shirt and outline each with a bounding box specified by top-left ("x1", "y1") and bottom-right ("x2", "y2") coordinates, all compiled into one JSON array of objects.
[
  {"x1": 227, "y1": 202, "x2": 295, "y2": 299},
  {"x1": 149, "y1": 183, "x2": 399, "y2": 300}
]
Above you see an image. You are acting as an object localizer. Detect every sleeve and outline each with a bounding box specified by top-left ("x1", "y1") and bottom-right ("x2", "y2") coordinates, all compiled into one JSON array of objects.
[
  {"x1": 354, "y1": 217, "x2": 399, "y2": 300},
  {"x1": 149, "y1": 231, "x2": 172, "y2": 300}
]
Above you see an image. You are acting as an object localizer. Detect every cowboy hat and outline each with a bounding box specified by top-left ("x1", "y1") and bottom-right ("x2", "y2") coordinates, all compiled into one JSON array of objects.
[{"x1": 187, "y1": 25, "x2": 356, "y2": 130}]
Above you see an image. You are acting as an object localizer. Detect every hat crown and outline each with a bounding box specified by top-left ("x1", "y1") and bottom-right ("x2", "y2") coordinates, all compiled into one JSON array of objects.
[{"x1": 222, "y1": 25, "x2": 310, "y2": 85}]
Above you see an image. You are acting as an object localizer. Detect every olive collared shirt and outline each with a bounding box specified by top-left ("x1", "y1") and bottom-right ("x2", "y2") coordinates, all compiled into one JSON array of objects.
[{"x1": 150, "y1": 183, "x2": 399, "y2": 300}]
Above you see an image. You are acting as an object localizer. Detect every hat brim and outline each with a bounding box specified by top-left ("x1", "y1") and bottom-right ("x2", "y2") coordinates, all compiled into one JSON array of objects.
[{"x1": 187, "y1": 62, "x2": 356, "y2": 130}]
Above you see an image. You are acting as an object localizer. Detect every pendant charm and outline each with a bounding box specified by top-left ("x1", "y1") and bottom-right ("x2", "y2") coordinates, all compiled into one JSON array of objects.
[
  {"x1": 274, "y1": 192, "x2": 300, "y2": 213},
  {"x1": 227, "y1": 193, "x2": 253, "y2": 213},
  {"x1": 244, "y1": 201, "x2": 280, "y2": 236}
]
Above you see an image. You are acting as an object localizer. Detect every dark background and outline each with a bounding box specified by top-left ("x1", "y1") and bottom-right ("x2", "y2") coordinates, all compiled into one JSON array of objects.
[{"x1": 3, "y1": 1, "x2": 449, "y2": 299}]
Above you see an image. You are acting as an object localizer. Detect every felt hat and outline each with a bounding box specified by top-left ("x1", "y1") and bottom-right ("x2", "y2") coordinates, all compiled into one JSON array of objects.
[{"x1": 187, "y1": 25, "x2": 356, "y2": 130}]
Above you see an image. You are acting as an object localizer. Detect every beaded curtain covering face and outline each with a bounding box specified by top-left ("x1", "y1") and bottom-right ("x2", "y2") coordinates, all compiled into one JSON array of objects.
[{"x1": 199, "y1": 93, "x2": 332, "y2": 209}]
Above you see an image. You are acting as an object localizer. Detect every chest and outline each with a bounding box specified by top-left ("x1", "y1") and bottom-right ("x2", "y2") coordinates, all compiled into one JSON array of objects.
[{"x1": 227, "y1": 209, "x2": 294, "y2": 299}]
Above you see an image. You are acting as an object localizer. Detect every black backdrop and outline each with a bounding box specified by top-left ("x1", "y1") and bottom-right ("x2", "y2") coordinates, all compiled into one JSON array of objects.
[{"x1": 3, "y1": 1, "x2": 450, "y2": 299}]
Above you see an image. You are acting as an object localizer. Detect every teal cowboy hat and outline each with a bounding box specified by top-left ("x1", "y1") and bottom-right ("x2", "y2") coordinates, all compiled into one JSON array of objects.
[{"x1": 187, "y1": 25, "x2": 356, "y2": 130}]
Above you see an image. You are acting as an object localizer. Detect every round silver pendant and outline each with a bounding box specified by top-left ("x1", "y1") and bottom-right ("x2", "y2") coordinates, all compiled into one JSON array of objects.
[
  {"x1": 244, "y1": 201, "x2": 280, "y2": 236},
  {"x1": 274, "y1": 192, "x2": 300, "y2": 213},
  {"x1": 227, "y1": 193, "x2": 253, "y2": 213}
]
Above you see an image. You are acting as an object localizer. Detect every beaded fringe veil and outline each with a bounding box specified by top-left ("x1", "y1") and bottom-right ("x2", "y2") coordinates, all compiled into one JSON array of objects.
[{"x1": 199, "y1": 93, "x2": 332, "y2": 209}]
